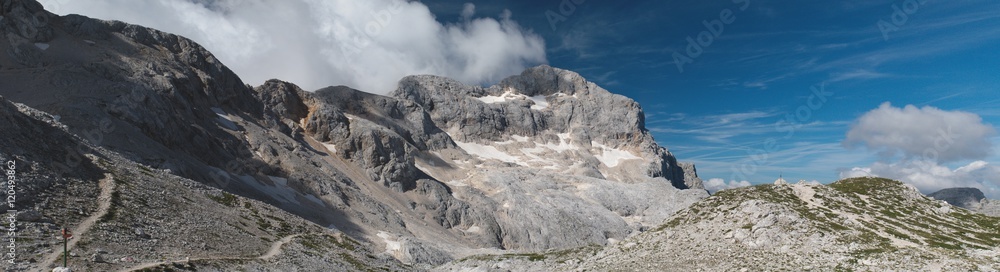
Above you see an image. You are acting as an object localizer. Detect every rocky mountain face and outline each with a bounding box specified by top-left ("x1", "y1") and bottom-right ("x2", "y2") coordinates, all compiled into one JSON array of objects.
[
  {"x1": 444, "y1": 178, "x2": 1000, "y2": 271},
  {"x1": 929, "y1": 188, "x2": 986, "y2": 208},
  {"x1": 393, "y1": 70, "x2": 701, "y2": 189},
  {"x1": 929, "y1": 188, "x2": 1000, "y2": 217},
  {"x1": 0, "y1": 93, "x2": 410, "y2": 272},
  {"x1": 1, "y1": 0, "x2": 707, "y2": 270}
]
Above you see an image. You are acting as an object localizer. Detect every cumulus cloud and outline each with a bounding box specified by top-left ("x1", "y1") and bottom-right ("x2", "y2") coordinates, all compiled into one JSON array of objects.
[
  {"x1": 704, "y1": 178, "x2": 751, "y2": 193},
  {"x1": 839, "y1": 167, "x2": 874, "y2": 179},
  {"x1": 844, "y1": 102, "x2": 996, "y2": 162},
  {"x1": 841, "y1": 103, "x2": 1000, "y2": 198},
  {"x1": 839, "y1": 160, "x2": 1000, "y2": 199},
  {"x1": 40, "y1": 0, "x2": 547, "y2": 94}
]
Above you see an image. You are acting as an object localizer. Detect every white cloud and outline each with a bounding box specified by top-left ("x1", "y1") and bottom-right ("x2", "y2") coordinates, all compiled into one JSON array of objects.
[
  {"x1": 704, "y1": 178, "x2": 751, "y2": 194},
  {"x1": 838, "y1": 167, "x2": 873, "y2": 179},
  {"x1": 844, "y1": 102, "x2": 997, "y2": 163},
  {"x1": 41, "y1": 0, "x2": 546, "y2": 94},
  {"x1": 841, "y1": 103, "x2": 1000, "y2": 198},
  {"x1": 839, "y1": 160, "x2": 1000, "y2": 199}
]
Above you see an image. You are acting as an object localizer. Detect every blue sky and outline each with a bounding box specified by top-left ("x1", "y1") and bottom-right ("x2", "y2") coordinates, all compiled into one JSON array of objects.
[
  {"x1": 45, "y1": 0, "x2": 1000, "y2": 196},
  {"x1": 422, "y1": 0, "x2": 1000, "y2": 191}
]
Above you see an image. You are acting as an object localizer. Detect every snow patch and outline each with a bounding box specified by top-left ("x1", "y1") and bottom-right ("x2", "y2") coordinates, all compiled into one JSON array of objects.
[
  {"x1": 211, "y1": 107, "x2": 238, "y2": 130},
  {"x1": 476, "y1": 88, "x2": 548, "y2": 110},
  {"x1": 238, "y1": 175, "x2": 300, "y2": 205},
  {"x1": 262, "y1": 176, "x2": 301, "y2": 205},
  {"x1": 463, "y1": 225, "x2": 482, "y2": 233},
  {"x1": 34, "y1": 43, "x2": 49, "y2": 50},
  {"x1": 322, "y1": 143, "x2": 337, "y2": 153},
  {"x1": 476, "y1": 89, "x2": 528, "y2": 104},
  {"x1": 453, "y1": 140, "x2": 526, "y2": 166},
  {"x1": 445, "y1": 180, "x2": 468, "y2": 187},
  {"x1": 591, "y1": 142, "x2": 640, "y2": 167},
  {"x1": 271, "y1": 175, "x2": 289, "y2": 187},
  {"x1": 529, "y1": 95, "x2": 549, "y2": 110},
  {"x1": 510, "y1": 135, "x2": 530, "y2": 142},
  {"x1": 304, "y1": 194, "x2": 325, "y2": 206},
  {"x1": 494, "y1": 139, "x2": 515, "y2": 145}
]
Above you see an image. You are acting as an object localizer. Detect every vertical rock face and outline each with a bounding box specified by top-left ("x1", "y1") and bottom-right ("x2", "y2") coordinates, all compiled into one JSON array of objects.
[
  {"x1": 2, "y1": 0, "x2": 708, "y2": 267},
  {"x1": 393, "y1": 66, "x2": 703, "y2": 189}
]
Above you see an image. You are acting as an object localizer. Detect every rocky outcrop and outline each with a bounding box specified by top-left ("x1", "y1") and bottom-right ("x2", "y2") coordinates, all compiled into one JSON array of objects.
[
  {"x1": 979, "y1": 200, "x2": 1000, "y2": 217},
  {"x1": 301, "y1": 85, "x2": 457, "y2": 191}
]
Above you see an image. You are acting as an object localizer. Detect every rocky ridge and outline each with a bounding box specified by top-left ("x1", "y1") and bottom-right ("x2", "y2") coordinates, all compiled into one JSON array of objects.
[{"x1": 442, "y1": 177, "x2": 1000, "y2": 271}]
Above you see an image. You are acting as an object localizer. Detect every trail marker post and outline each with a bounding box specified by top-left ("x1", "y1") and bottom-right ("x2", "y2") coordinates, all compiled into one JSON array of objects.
[{"x1": 61, "y1": 228, "x2": 72, "y2": 267}]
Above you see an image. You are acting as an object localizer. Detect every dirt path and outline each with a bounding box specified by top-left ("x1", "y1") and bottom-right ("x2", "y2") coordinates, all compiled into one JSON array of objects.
[
  {"x1": 38, "y1": 174, "x2": 116, "y2": 270},
  {"x1": 260, "y1": 234, "x2": 299, "y2": 260},
  {"x1": 117, "y1": 234, "x2": 301, "y2": 272}
]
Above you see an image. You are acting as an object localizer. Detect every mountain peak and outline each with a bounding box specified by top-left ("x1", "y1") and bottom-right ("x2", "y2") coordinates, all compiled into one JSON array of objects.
[
  {"x1": 928, "y1": 187, "x2": 987, "y2": 208},
  {"x1": 392, "y1": 65, "x2": 701, "y2": 189},
  {"x1": 4, "y1": 2, "x2": 704, "y2": 270}
]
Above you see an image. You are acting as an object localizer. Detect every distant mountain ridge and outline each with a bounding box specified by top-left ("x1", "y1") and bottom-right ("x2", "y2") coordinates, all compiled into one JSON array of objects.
[
  {"x1": 929, "y1": 187, "x2": 986, "y2": 209},
  {"x1": 929, "y1": 187, "x2": 1000, "y2": 217}
]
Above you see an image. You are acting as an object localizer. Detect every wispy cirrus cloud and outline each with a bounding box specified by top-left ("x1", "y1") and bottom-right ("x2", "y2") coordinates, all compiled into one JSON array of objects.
[
  {"x1": 827, "y1": 69, "x2": 894, "y2": 83},
  {"x1": 649, "y1": 110, "x2": 847, "y2": 145}
]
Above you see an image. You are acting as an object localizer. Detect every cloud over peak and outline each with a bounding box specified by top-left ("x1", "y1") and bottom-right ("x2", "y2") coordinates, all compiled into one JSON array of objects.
[
  {"x1": 42, "y1": 0, "x2": 547, "y2": 94},
  {"x1": 703, "y1": 178, "x2": 751, "y2": 194},
  {"x1": 844, "y1": 102, "x2": 996, "y2": 163},
  {"x1": 840, "y1": 160, "x2": 1000, "y2": 199},
  {"x1": 841, "y1": 102, "x2": 1000, "y2": 198}
]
